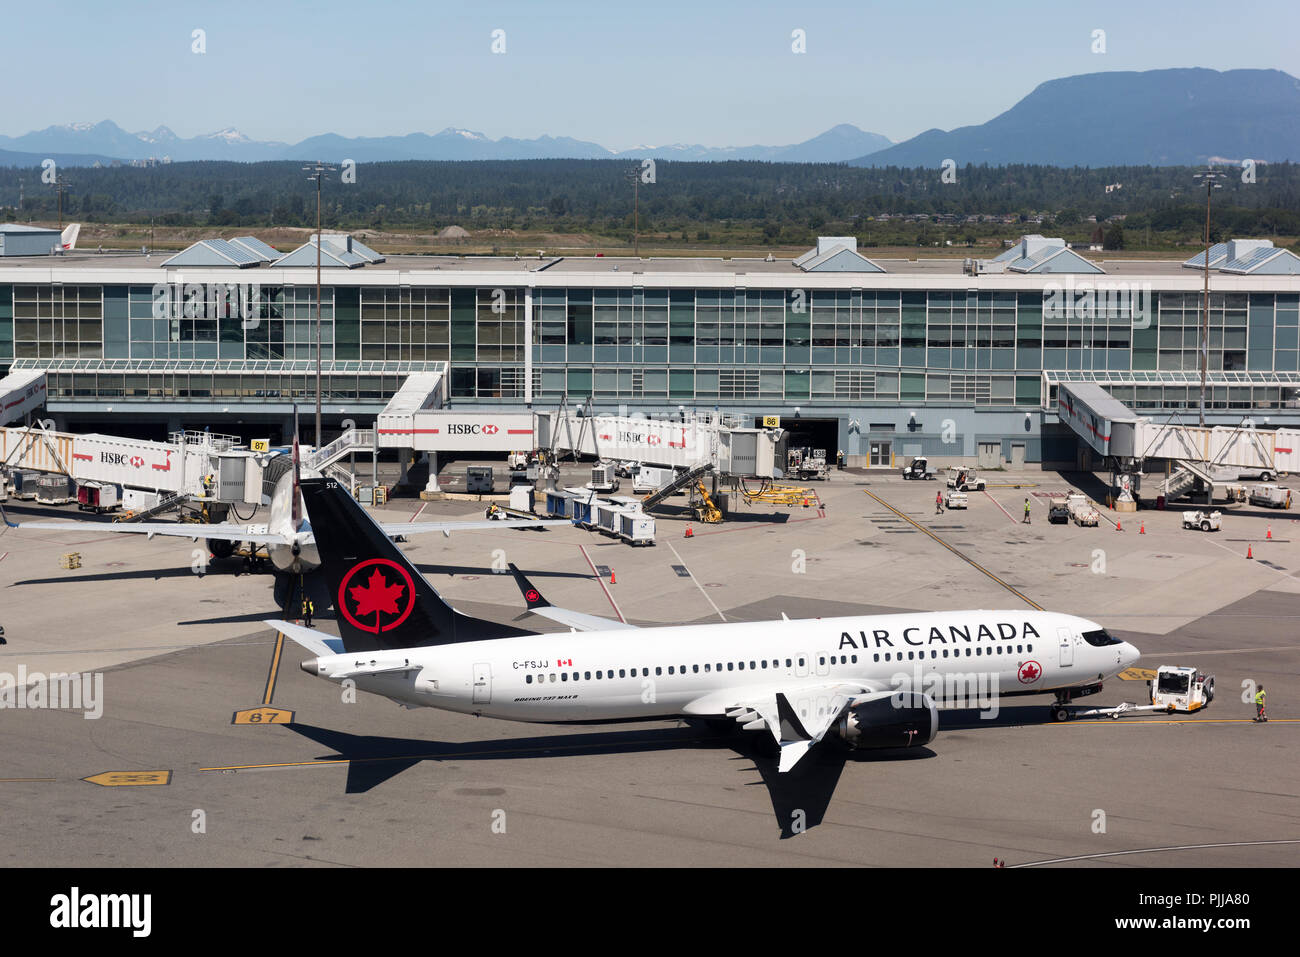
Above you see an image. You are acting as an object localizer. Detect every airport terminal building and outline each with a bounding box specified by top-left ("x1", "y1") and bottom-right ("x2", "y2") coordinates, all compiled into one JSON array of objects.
[{"x1": 2, "y1": 232, "x2": 1299, "y2": 466}]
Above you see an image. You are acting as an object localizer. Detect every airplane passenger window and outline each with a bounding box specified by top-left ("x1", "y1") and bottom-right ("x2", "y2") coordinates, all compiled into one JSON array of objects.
[
  {"x1": 619, "y1": 669, "x2": 626, "y2": 678},
  {"x1": 1017, "y1": 645, "x2": 1023, "y2": 653},
  {"x1": 761, "y1": 660, "x2": 768, "y2": 669},
  {"x1": 655, "y1": 667, "x2": 662, "y2": 676},
  {"x1": 668, "y1": 667, "x2": 674, "y2": 675},
  {"x1": 851, "y1": 655, "x2": 858, "y2": 664},
  {"x1": 561, "y1": 673, "x2": 568, "y2": 681},
  {"x1": 585, "y1": 672, "x2": 591, "y2": 680},
  {"x1": 694, "y1": 665, "x2": 701, "y2": 673},
  {"x1": 526, "y1": 675, "x2": 533, "y2": 684},
  {"x1": 550, "y1": 674, "x2": 557, "y2": 681},
  {"x1": 931, "y1": 650, "x2": 937, "y2": 658},
  {"x1": 738, "y1": 662, "x2": 745, "y2": 670},
  {"x1": 596, "y1": 671, "x2": 603, "y2": 679},
  {"x1": 727, "y1": 663, "x2": 734, "y2": 671},
  {"x1": 750, "y1": 661, "x2": 756, "y2": 670},
  {"x1": 786, "y1": 659, "x2": 792, "y2": 667},
  {"x1": 976, "y1": 648, "x2": 982, "y2": 656},
  {"x1": 942, "y1": 650, "x2": 949, "y2": 658},
  {"x1": 642, "y1": 668, "x2": 649, "y2": 677},
  {"x1": 873, "y1": 654, "x2": 880, "y2": 662},
  {"x1": 573, "y1": 672, "x2": 579, "y2": 681}
]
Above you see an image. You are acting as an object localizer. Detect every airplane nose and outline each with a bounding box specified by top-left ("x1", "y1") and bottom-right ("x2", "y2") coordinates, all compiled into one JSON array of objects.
[{"x1": 1122, "y1": 643, "x2": 1141, "y2": 667}]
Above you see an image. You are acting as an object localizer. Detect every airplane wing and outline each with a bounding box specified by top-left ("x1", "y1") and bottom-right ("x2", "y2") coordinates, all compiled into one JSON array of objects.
[
  {"x1": 378, "y1": 518, "x2": 569, "y2": 538},
  {"x1": 695, "y1": 681, "x2": 884, "y2": 773},
  {"x1": 508, "y1": 562, "x2": 637, "y2": 631},
  {"x1": 268, "y1": 619, "x2": 346, "y2": 657},
  {"x1": 21, "y1": 520, "x2": 288, "y2": 546}
]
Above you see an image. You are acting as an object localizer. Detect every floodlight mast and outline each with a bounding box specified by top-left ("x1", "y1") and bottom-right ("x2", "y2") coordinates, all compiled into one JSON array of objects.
[
  {"x1": 303, "y1": 161, "x2": 336, "y2": 449},
  {"x1": 1193, "y1": 167, "x2": 1225, "y2": 428}
]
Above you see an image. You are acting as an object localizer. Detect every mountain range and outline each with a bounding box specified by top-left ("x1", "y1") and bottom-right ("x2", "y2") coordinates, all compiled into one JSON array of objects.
[
  {"x1": 2, "y1": 69, "x2": 1297, "y2": 169},
  {"x1": 0, "y1": 120, "x2": 892, "y2": 166}
]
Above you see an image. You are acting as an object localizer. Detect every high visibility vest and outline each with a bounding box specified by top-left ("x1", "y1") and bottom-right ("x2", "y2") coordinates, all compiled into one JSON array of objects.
[{"x1": 1255, "y1": 691, "x2": 1266, "y2": 705}]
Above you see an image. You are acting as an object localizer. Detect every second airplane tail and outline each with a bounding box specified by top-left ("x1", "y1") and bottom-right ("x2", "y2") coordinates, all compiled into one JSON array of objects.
[{"x1": 300, "y1": 477, "x2": 535, "y2": 653}]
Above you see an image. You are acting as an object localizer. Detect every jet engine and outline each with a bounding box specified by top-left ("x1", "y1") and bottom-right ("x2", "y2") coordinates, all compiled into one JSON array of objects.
[{"x1": 836, "y1": 691, "x2": 938, "y2": 750}]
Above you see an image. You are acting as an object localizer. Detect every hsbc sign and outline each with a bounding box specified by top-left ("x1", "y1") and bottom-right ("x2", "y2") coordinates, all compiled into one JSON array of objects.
[{"x1": 447, "y1": 423, "x2": 500, "y2": 436}]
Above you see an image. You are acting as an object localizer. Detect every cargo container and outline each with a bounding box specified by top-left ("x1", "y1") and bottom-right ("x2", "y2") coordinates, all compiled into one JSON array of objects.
[
  {"x1": 617, "y1": 511, "x2": 656, "y2": 546},
  {"x1": 77, "y1": 481, "x2": 121, "y2": 513},
  {"x1": 35, "y1": 474, "x2": 76, "y2": 505}
]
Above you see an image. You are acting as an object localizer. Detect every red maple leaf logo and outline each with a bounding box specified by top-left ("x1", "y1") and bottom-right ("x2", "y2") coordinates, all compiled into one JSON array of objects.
[
  {"x1": 349, "y1": 568, "x2": 406, "y2": 619},
  {"x1": 1019, "y1": 661, "x2": 1041, "y2": 683}
]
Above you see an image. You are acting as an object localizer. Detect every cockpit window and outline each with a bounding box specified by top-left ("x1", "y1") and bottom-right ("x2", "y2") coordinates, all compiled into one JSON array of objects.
[{"x1": 1082, "y1": 628, "x2": 1121, "y2": 647}]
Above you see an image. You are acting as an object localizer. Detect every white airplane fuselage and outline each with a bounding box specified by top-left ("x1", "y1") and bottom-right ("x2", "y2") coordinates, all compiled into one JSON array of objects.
[
  {"x1": 303, "y1": 609, "x2": 1139, "y2": 724},
  {"x1": 255, "y1": 470, "x2": 318, "y2": 574}
]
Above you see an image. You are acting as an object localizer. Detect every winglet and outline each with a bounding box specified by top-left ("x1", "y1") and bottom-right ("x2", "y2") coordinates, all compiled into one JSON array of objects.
[
  {"x1": 775, "y1": 692, "x2": 811, "y2": 743},
  {"x1": 508, "y1": 563, "x2": 551, "y2": 610}
]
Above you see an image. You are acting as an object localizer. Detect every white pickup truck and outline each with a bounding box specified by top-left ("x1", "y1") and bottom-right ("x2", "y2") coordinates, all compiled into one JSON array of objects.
[
  {"x1": 1182, "y1": 509, "x2": 1222, "y2": 531},
  {"x1": 1067, "y1": 493, "x2": 1099, "y2": 526}
]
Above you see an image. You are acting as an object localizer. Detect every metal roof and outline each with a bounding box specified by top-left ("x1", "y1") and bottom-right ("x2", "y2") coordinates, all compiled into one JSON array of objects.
[{"x1": 160, "y1": 238, "x2": 263, "y2": 268}]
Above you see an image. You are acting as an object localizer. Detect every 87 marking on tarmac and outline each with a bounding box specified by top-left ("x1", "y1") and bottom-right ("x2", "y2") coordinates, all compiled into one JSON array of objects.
[{"x1": 231, "y1": 706, "x2": 295, "y2": 725}]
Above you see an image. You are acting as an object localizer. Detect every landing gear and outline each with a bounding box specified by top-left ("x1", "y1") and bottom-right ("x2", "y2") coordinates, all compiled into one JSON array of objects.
[{"x1": 1051, "y1": 705, "x2": 1071, "y2": 723}]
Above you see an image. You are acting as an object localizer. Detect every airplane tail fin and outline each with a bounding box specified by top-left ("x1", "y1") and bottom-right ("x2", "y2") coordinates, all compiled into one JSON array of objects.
[
  {"x1": 61, "y1": 223, "x2": 80, "y2": 250},
  {"x1": 300, "y1": 477, "x2": 534, "y2": 653}
]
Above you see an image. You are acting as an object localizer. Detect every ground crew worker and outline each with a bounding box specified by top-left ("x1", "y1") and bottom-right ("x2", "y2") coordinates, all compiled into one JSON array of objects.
[
  {"x1": 837, "y1": 450, "x2": 845, "y2": 470},
  {"x1": 1023, "y1": 497, "x2": 1032, "y2": 524},
  {"x1": 1255, "y1": 685, "x2": 1267, "y2": 722},
  {"x1": 302, "y1": 596, "x2": 315, "y2": 628},
  {"x1": 935, "y1": 490, "x2": 944, "y2": 514}
]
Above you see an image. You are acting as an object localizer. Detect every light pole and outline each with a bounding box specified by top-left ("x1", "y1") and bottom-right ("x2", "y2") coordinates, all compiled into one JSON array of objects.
[
  {"x1": 1192, "y1": 168, "x2": 1225, "y2": 428},
  {"x1": 303, "y1": 161, "x2": 335, "y2": 448},
  {"x1": 627, "y1": 165, "x2": 640, "y2": 257}
]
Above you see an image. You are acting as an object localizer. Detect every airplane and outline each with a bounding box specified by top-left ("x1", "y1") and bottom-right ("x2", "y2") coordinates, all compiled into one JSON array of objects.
[
  {"x1": 61, "y1": 224, "x2": 80, "y2": 251},
  {"x1": 271, "y1": 477, "x2": 1142, "y2": 773},
  {"x1": 17, "y1": 431, "x2": 564, "y2": 577}
]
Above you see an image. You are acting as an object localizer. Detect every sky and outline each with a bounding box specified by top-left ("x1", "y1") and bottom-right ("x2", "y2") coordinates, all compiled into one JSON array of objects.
[{"x1": 6, "y1": 0, "x2": 1298, "y2": 149}]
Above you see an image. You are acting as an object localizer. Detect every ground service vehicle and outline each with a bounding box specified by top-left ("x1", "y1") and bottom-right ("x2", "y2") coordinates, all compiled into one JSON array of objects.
[
  {"x1": 1048, "y1": 497, "x2": 1070, "y2": 524},
  {"x1": 901, "y1": 456, "x2": 937, "y2": 480},
  {"x1": 944, "y1": 490, "x2": 968, "y2": 509},
  {"x1": 947, "y1": 468, "x2": 986, "y2": 491},
  {"x1": 1249, "y1": 484, "x2": 1291, "y2": 509},
  {"x1": 587, "y1": 463, "x2": 620, "y2": 493},
  {"x1": 1067, "y1": 493, "x2": 1099, "y2": 526},
  {"x1": 1078, "y1": 665, "x2": 1215, "y2": 719},
  {"x1": 1182, "y1": 509, "x2": 1222, "y2": 531},
  {"x1": 787, "y1": 447, "x2": 828, "y2": 481}
]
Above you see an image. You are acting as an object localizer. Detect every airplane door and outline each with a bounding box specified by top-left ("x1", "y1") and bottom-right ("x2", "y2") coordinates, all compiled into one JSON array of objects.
[
  {"x1": 1057, "y1": 628, "x2": 1074, "y2": 668},
  {"x1": 796, "y1": 653, "x2": 809, "y2": 677},
  {"x1": 815, "y1": 651, "x2": 830, "y2": 677},
  {"x1": 472, "y1": 662, "x2": 492, "y2": 704}
]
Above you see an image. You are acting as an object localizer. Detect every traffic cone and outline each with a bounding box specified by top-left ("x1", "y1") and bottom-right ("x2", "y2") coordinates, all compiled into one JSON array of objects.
[
  {"x1": 610, "y1": 569, "x2": 616, "y2": 585},
  {"x1": 684, "y1": 525, "x2": 693, "y2": 538},
  {"x1": 1116, "y1": 520, "x2": 1122, "y2": 531},
  {"x1": 1139, "y1": 522, "x2": 1145, "y2": 534},
  {"x1": 1267, "y1": 526, "x2": 1273, "y2": 540},
  {"x1": 1247, "y1": 544, "x2": 1254, "y2": 559}
]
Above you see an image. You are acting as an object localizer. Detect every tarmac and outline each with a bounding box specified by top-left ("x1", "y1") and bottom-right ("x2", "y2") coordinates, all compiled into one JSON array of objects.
[{"x1": 1, "y1": 466, "x2": 1297, "y2": 866}]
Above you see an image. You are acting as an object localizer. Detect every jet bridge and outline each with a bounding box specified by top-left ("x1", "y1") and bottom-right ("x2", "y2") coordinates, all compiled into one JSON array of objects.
[
  {"x1": 0, "y1": 424, "x2": 268, "y2": 505},
  {"x1": 535, "y1": 409, "x2": 782, "y2": 479},
  {"x1": 0, "y1": 369, "x2": 47, "y2": 426},
  {"x1": 1056, "y1": 381, "x2": 1300, "y2": 502}
]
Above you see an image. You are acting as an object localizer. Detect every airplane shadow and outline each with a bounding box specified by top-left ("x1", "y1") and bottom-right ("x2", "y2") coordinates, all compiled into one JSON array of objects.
[{"x1": 282, "y1": 719, "x2": 948, "y2": 837}]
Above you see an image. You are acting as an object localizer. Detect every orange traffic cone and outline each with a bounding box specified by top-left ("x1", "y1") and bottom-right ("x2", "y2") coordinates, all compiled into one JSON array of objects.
[
  {"x1": 1139, "y1": 522, "x2": 1145, "y2": 534},
  {"x1": 684, "y1": 525, "x2": 693, "y2": 538},
  {"x1": 1116, "y1": 520, "x2": 1123, "y2": 532},
  {"x1": 1247, "y1": 544, "x2": 1254, "y2": 559},
  {"x1": 1267, "y1": 526, "x2": 1273, "y2": 540},
  {"x1": 610, "y1": 569, "x2": 616, "y2": 585}
]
